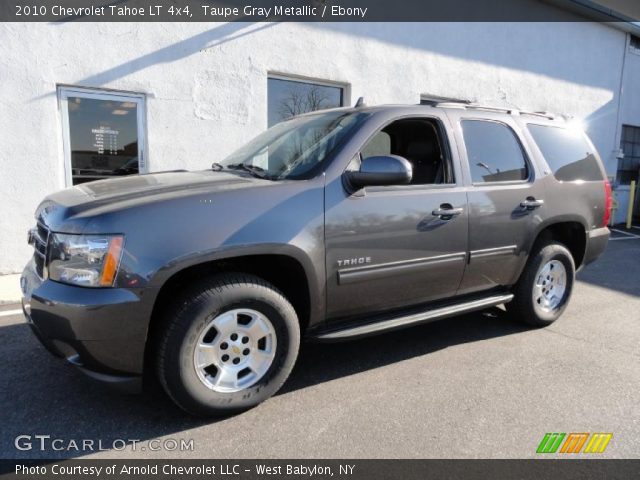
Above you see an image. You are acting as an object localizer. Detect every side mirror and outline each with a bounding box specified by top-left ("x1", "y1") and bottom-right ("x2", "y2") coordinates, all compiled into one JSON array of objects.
[{"x1": 346, "y1": 155, "x2": 413, "y2": 189}]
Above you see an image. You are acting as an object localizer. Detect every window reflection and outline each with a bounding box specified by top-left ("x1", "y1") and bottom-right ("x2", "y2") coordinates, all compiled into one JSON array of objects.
[
  {"x1": 267, "y1": 77, "x2": 344, "y2": 127},
  {"x1": 67, "y1": 96, "x2": 139, "y2": 185},
  {"x1": 527, "y1": 124, "x2": 602, "y2": 182}
]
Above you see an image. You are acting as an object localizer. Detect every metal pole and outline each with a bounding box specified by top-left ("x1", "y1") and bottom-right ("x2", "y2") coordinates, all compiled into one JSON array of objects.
[{"x1": 626, "y1": 180, "x2": 636, "y2": 229}]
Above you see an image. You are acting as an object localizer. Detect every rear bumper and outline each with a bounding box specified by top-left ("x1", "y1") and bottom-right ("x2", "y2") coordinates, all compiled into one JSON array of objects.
[
  {"x1": 583, "y1": 227, "x2": 610, "y2": 266},
  {"x1": 21, "y1": 259, "x2": 156, "y2": 392}
]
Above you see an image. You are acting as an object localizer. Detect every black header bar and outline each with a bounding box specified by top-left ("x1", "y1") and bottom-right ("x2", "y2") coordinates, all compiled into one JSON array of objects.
[
  {"x1": 1, "y1": 0, "x2": 639, "y2": 22},
  {"x1": 1, "y1": 459, "x2": 639, "y2": 480}
]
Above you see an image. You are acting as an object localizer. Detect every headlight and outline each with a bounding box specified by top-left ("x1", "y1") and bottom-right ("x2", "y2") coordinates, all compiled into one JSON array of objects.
[{"x1": 48, "y1": 234, "x2": 124, "y2": 287}]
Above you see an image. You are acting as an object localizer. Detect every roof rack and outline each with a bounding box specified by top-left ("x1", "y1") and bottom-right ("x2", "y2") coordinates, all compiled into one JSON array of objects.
[
  {"x1": 520, "y1": 110, "x2": 556, "y2": 120},
  {"x1": 463, "y1": 105, "x2": 520, "y2": 115},
  {"x1": 420, "y1": 96, "x2": 557, "y2": 119},
  {"x1": 419, "y1": 94, "x2": 472, "y2": 106}
]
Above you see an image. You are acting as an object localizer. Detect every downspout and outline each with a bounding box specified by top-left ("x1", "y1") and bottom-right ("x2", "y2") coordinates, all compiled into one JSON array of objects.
[{"x1": 613, "y1": 32, "x2": 629, "y2": 167}]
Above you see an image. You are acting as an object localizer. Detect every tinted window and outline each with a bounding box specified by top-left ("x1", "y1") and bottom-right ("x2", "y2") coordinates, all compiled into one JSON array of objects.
[
  {"x1": 66, "y1": 96, "x2": 141, "y2": 185},
  {"x1": 462, "y1": 120, "x2": 528, "y2": 183},
  {"x1": 267, "y1": 77, "x2": 344, "y2": 127},
  {"x1": 527, "y1": 124, "x2": 603, "y2": 182}
]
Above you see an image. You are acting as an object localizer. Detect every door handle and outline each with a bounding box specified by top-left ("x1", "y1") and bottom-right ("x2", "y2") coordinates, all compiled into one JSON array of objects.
[
  {"x1": 520, "y1": 197, "x2": 544, "y2": 210},
  {"x1": 432, "y1": 205, "x2": 464, "y2": 219}
]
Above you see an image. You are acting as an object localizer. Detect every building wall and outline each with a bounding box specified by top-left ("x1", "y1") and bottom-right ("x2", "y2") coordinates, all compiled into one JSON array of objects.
[
  {"x1": 620, "y1": 37, "x2": 640, "y2": 129},
  {"x1": 611, "y1": 36, "x2": 640, "y2": 224},
  {"x1": 0, "y1": 18, "x2": 636, "y2": 274}
]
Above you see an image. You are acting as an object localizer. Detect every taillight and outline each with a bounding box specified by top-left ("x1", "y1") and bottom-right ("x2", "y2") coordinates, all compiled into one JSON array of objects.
[{"x1": 602, "y1": 180, "x2": 612, "y2": 227}]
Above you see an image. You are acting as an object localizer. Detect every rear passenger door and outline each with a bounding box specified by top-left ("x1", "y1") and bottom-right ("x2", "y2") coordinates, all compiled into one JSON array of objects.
[{"x1": 447, "y1": 112, "x2": 546, "y2": 294}]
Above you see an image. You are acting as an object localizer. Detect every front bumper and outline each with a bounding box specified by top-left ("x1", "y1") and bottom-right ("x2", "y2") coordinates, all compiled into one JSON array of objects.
[{"x1": 21, "y1": 259, "x2": 156, "y2": 392}]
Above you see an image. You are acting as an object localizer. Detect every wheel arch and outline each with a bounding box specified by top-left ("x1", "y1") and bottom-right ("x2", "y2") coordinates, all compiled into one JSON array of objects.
[
  {"x1": 142, "y1": 246, "x2": 322, "y2": 382},
  {"x1": 532, "y1": 220, "x2": 587, "y2": 268},
  {"x1": 519, "y1": 218, "x2": 588, "y2": 283}
]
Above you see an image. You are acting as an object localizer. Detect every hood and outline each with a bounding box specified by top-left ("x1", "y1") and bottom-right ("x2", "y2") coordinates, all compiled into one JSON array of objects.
[
  {"x1": 62, "y1": 170, "x2": 262, "y2": 204},
  {"x1": 35, "y1": 170, "x2": 270, "y2": 232}
]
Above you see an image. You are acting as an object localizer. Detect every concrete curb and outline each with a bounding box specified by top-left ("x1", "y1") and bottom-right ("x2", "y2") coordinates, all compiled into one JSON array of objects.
[{"x1": 0, "y1": 274, "x2": 22, "y2": 304}]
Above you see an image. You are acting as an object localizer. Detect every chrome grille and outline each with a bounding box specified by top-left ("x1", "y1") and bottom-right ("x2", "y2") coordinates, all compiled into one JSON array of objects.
[{"x1": 29, "y1": 221, "x2": 50, "y2": 279}]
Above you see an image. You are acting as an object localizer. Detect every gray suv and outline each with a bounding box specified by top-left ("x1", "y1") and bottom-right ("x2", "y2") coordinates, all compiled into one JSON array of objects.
[{"x1": 21, "y1": 100, "x2": 611, "y2": 415}]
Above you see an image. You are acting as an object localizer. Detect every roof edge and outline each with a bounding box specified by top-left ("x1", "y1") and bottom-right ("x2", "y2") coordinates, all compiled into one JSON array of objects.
[{"x1": 543, "y1": 0, "x2": 640, "y2": 34}]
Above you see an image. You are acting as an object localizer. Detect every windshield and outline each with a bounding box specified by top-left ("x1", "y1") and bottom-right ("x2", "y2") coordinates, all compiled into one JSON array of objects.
[{"x1": 221, "y1": 110, "x2": 368, "y2": 180}]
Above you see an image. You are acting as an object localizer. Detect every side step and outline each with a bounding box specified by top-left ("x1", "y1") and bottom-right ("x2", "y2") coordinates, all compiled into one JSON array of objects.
[{"x1": 312, "y1": 293, "x2": 514, "y2": 341}]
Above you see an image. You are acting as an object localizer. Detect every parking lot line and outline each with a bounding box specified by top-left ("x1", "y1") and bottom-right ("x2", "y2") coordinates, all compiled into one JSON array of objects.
[
  {"x1": 0, "y1": 309, "x2": 22, "y2": 317},
  {"x1": 610, "y1": 228, "x2": 640, "y2": 239}
]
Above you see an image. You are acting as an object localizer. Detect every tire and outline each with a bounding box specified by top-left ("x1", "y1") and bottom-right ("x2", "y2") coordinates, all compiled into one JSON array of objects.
[
  {"x1": 156, "y1": 273, "x2": 300, "y2": 416},
  {"x1": 507, "y1": 242, "x2": 575, "y2": 327}
]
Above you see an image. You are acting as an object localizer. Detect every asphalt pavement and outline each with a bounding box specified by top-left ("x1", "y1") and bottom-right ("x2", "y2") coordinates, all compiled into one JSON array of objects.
[{"x1": 1, "y1": 238, "x2": 638, "y2": 459}]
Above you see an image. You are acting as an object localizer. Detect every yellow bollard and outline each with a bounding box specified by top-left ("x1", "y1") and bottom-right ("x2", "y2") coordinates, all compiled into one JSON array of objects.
[{"x1": 627, "y1": 180, "x2": 636, "y2": 229}]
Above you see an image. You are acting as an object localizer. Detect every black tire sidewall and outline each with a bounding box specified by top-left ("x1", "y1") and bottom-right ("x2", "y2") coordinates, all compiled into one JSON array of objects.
[
  {"x1": 520, "y1": 243, "x2": 575, "y2": 325},
  {"x1": 161, "y1": 277, "x2": 300, "y2": 415}
]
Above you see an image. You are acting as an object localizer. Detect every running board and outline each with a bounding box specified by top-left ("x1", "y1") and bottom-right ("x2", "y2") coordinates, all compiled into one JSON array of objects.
[{"x1": 312, "y1": 293, "x2": 514, "y2": 341}]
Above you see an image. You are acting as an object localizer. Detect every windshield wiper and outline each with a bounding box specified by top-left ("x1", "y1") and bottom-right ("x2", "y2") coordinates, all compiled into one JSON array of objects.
[
  {"x1": 210, "y1": 162, "x2": 225, "y2": 171},
  {"x1": 226, "y1": 163, "x2": 271, "y2": 179}
]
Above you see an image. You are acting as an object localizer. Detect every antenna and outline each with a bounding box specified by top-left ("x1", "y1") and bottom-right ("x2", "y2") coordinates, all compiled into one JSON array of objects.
[{"x1": 354, "y1": 97, "x2": 365, "y2": 108}]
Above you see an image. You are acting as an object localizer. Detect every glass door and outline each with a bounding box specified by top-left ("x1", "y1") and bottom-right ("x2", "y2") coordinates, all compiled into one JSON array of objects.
[{"x1": 59, "y1": 87, "x2": 146, "y2": 186}]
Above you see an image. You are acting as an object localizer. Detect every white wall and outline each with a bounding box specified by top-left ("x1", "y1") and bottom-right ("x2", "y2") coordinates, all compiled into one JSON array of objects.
[{"x1": 0, "y1": 19, "x2": 636, "y2": 273}]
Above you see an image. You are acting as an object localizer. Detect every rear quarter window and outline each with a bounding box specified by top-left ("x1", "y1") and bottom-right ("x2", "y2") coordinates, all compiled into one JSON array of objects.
[{"x1": 527, "y1": 124, "x2": 603, "y2": 182}]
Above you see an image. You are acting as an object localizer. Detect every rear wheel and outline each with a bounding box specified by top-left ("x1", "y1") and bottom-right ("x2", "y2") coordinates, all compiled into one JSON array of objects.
[
  {"x1": 156, "y1": 273, "x2": 300, "y2": 416},
  {"x1": 507, "y1": 242, "x2": 575, "y2": 327}
]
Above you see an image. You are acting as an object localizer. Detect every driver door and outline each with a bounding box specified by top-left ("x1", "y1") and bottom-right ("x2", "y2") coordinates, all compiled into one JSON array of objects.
[{"x1": 325, "y1": 115, "x2": 468, "y2": 320}]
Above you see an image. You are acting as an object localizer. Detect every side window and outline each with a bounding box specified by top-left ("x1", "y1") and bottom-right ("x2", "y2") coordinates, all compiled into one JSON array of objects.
[
  {"x1": 462, "y1": 120, "x2": 528, "y2": 183},
  {"x1": 527, "y1": 124, "x2": 603, "y2": 182},
  {"x1": 361, "y1": 131, "x2": 391, "y2": 159},
  {"x1": 359, "y1": 118, "x2": 453, "y2": 185}
]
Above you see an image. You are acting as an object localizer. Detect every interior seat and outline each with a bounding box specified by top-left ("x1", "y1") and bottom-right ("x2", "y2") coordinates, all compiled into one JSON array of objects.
[{"x1": 405, "y1": 139, "x2": 441, "y2": 184}]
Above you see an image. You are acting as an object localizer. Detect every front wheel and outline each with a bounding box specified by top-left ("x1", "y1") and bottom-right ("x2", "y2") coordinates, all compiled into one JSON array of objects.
[
  {"x1": 156, "y1": 274, "x2": 300, "y2": 416},
  {"x1": 507, "y1": 242, "x2": 575, "y2": 327}
]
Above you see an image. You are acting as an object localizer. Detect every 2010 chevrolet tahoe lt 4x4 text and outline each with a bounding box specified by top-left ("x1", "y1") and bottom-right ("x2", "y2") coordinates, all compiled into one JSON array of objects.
[{"x1": 21, "y1": 101, "x2": 611, "y2": 415}]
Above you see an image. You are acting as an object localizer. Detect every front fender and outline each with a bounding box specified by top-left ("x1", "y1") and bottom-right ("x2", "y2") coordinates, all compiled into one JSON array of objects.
[{"x1": 147, "y1": 242, "x2": 324, "y2": 323}]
